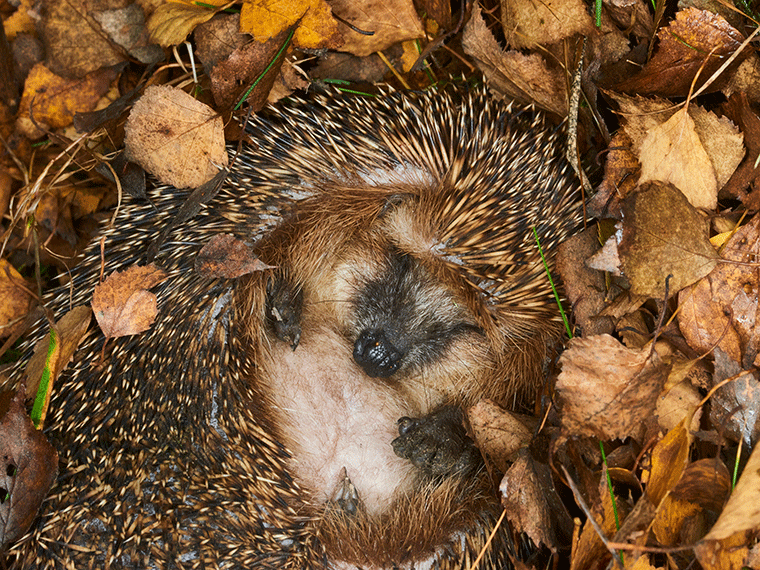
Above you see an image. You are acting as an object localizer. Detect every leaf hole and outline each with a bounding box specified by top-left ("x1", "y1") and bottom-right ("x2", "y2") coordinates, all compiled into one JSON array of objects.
[
  {"x1": 0, "y1": 488, "x2": 8, "y2": 504},
  {"x1": 6, "y1": 464, "x2": 15, "y2": 477}
]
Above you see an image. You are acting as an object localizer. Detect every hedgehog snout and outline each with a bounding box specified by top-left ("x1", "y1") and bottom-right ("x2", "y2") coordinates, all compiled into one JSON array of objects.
[{"x1": 353, "y1": 329, "x2": 404, "y2": 377}]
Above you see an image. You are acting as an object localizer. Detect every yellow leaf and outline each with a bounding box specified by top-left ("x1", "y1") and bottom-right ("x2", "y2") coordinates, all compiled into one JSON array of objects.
[
  {"x1": 239, "y1": 0, "x2": 342, "y2": 50},
  {"x1": 148, "y1": 0, "x2": 228, "y2": 47}
]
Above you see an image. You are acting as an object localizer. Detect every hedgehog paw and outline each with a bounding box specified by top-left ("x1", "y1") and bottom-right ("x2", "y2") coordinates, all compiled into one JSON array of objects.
[
  {"x1": 328, "y1": 467, "x2": 362, "y2": 515},
  {"x1": 392, "y1": 406, "x2": 481, "y2": 479},
  {"x1": 266, "y1": 275, "x2": 303, "y2": 350}
]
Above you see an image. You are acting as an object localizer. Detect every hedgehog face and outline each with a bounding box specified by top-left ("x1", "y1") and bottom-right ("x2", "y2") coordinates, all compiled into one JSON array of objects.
[{"x1": 350, "y1": 248, "x2": 482, "y2": 379}]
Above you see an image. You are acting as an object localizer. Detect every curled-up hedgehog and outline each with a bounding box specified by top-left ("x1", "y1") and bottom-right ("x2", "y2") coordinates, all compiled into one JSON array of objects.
[{"x1": 8, "y1": 88, "x2": 582, "y2": 569}]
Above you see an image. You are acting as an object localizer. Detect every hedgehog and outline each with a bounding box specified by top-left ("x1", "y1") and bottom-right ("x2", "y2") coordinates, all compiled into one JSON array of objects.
[{"x1": 6, "y1": 87, "x2": 582, "y2": 569}]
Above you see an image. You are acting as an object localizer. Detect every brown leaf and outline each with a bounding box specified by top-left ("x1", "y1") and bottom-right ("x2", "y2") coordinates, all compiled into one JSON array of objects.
[
  {"x1": 589, "y1": 131, "x2": 639, "y2": 219},
  {"x1": 462, "y1": 5, "x2": 566, "y2": 116},
  {"x1": 195, "y1": 233, "x2": 275, "y2": 279},
  {"x1": 0, "y1": 260, "x2": 32, "y2": 340},
  {"x1": 500, "y1": 0, "x2": 594, "y2": 49},
  {"x1": 722, "y1": 92, "x2": 760, "y2": 209},
  {"x1": 638, "y1": 107, "x2": 718, "y2": 210},
  {"x1": 677, "y1": 213, "x2": 760, "y2": 366},
  {"x1": 500, "y1": 449, "x2": 557, "y2": 551},
  {"x1": 124, "y1": 85, "x2": 229, "y2": 189},
  {"x1": 42, "y1": 0, "x2": 125, "y2": 77},
  {"x1": 710, "y1": 349, "x2": 760, "y2": 445},
  {"x1": 208, "y1": 24, "x2": 291, "y2": 110},
  {"x1": 619, "y1": 182, "x2": 719, "y2": 298},
  {"x1": 0, "y1": 390, "x2": 58, "y2": 548},
  {"x1": 92, "y1": 264, "x2": 168, "y2": 339},
  {"x1": 556, "y1": 334, "x2": 668, "y2": 440},
  {"x1": 695, "y1": 437, "x2": 760, "y2": 568},
  {"x1": 92, "y1": 5, "x2": 164, "y2": 64},
  {"x1": 328, "y1": 0, "x2": 423, "y2": 57},
  {"x1": 467, "y1": 400, "x2": 532, "y2": 472},
  {"x1": 616, "y1": 7, "x2": 747, "y2": 97}
]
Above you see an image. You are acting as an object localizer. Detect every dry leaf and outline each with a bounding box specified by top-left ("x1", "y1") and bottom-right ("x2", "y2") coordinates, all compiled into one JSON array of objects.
[
  {"x1": 92, "y1": 5, "x2": 164, "y2": 64},
  {"x1": 617, "y1": 8, "x2": 747, "y2": 97},
  {"x1": 16, "y1": 63, "x2": 118, "y2": 139},
  {"x1": 462, "y1": 5, "x2": 566, "y2": 115},
  {"x1": 148, "y1": 0, "x2": 227, "y2": 47},
  {"x1": 42, "y1": 0, "x2": 125, "y2": 77},
  {"x1": 696, "y1": 439, "x2": 760, "y2": 569},
  {"x1": 638, "y1": 107, "x2": 718, "y2": 210},
  {"x1": 0, "y1": 390, "x2": 58, "y2": 548},
  {"x1": 92, "y1": 264, "x2": 168, "y2": 338},
  {"x1": 195, "y1": 233, "x2": 275, "y2": 279},
  {"x1": 124, "y1": 85, "x2": 228, "y2": 189},
  {"x1": 24, "y1": 306, "x2": 92, "y2": 404},
  {"x1": 329, "y1": 0, "x2": 424, "y2": 57},
  {"x1": 678, "y1": 213, "x2": 760, "y2": 366},
  {"x1": 710, "y1": 349, "x2": 760, "y2": 445},
  {"x1": 500, "y1": 449, "x2": 557, "y2": 551},
  {"x1": 239, "y1": 0, "x2": 343, "y2": 51},
  {"x1": 0, "y1": 260, "x2": 32, "y2": 339},
  {"x1": 619, "y1": 182, "x2": 719, "y2": 298},
  {"x1": 500, "y1": 0, "x2": 594, "y2": 49},
  {"x1": 467, "y1": 400, "x2": 532, "y2": 472},
  {"x1": 556, "y1": 334, "x2": 668, "y2": 440}
]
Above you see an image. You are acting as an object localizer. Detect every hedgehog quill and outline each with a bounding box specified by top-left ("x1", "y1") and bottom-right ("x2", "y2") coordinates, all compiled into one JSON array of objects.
[{"x1": 8, "y1": 89, "x2": 582, "y2": 569}]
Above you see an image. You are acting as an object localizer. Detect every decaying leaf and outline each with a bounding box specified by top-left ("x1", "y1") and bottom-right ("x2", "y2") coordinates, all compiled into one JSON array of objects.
[
  {"x1": 329, "y1": 0, "x2": 424, "y2": 57},
  {"x1": 124, "y1": 85, "x2": 228, "y2": 189},
  {"x1": 619, "y1": 182, "x2": 719, "y2": 298},
  {"x1": 92, "y1": 264, "x2": 168, "y2": 339},
  {"x1": 195, "y1": 233, "x2": 275, "y2": 279},
  {"x1": 556, "y1": 334, "x2": 669, "y2": 440},
  {"x1": 710, "y1": 349, "x2": 760, "y2": 445},
  {"x1": 0, "y1": 390, "x2": 58, "y2": 548}
]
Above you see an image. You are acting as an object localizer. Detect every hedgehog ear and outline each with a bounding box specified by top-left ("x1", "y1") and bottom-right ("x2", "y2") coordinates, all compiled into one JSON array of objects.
[{"x1": 378, "y1": 193, "x2": 414, "y2": 218}]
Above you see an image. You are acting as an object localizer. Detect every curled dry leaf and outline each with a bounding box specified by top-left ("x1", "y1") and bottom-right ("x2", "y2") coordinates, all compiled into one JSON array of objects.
[
  {"x1": 462, "y1": 5, "x2": 566, "y2": 116},
  {"x1": 195, "y1": 233, "x2": 275, "y2": 279},
  {"x1": 24, "y1": 305, "x2": 91, "y2": 405},
  {"x1": 0, "y1": 390, "x2": 58, "y2": 548},
  {"x1": 124, "y1": 85, "x2": 228, "y2": 190},
  {"x1": 556, "y1": 334, "x2": 668, "y2": 440},
  {"x1": 148, "y1": 0, "x2": 227, "y2": 47},
  {"x1": 92, "y1": 264, "x2": 168, "y2": 339},
  {"x1": 678, "y1": 212, "x2": 760, "y2": 366},
  {"x1": 619, "y1": 182, "x2": 719, "y2": 298}
]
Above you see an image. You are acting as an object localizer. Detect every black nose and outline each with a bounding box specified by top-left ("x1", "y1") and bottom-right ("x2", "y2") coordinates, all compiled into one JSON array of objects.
[{"x1": 353, "y1": 330, "x2": 403, "y2": 378}]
